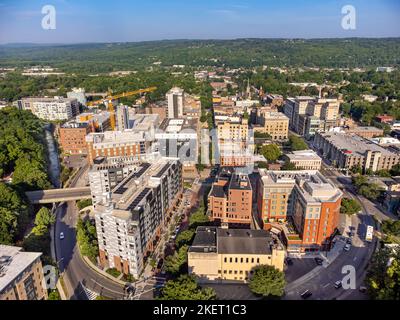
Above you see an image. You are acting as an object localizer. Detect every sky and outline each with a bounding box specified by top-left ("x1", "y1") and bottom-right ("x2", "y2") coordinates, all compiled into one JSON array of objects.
[{"x1": 0, "y1": 0, "x2": 399, "y2": 44}]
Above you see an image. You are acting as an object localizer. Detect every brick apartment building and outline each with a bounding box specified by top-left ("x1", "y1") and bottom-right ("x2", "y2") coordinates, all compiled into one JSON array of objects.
[
  {"x1": 257, "y1": 170, "x2": 342, "y2": 252},
  {"x1": 208, "y1": 169, "x2": 252, "y2": 227},
  {"x1": 58, "y1": 121, "x2": 91, "y2": 155},
  {"x1": 85, "y1": 130, "x2": 152, "y2": 164}
]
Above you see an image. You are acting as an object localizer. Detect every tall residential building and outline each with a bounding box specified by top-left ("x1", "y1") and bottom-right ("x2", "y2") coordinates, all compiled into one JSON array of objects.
[
  {"x1": 88, "y1": 157, "x2": 144, "y2": 206},
  {"x1": 0, "y1": 245, "x2": 48, "y2": 300},
  {"x1": 283, "y1": 97, "x2": 339, "y2": 137},
  {"x1": 253, "y1": 111, "x2": 289, "y2": 140},
  {"x1": 58, "y1": 121, "x2": 91, "y2": 155},
  {"x1": 94, "y1": 158, "x2": 183, "y2": 277},
  {"x1": 290, "y1": 172, "x2": 342, "y2": 252},
  {"x1": 155, "y1": 118, "x2": 198, "y2": 177},
  {"x1": 257, "y1": 170, "x2": 342, "y2": 253},
  {"x1": 188, "y1": 227, "x2": 285, "y2": 283},
  {"x1": 85, "y1": 130, "x2": 154, "y2": 164},
  {"x1": 208, "y1": 169, "x2": 253, "y2": 227},
  {"x1": 313, "y1": 131, "x2": 400, "y2": 172},
  {"x1": 166, "y1": 87, "x2": 184, "y2": 118},
  {"x1": 216, "y1": 116, "x2": 254, "y2": 167},
  {"x1": 67, "y1": 87, "x2": 87, "y2": 106},
  {"x1": 116, "y1": 105, "x2": 130, "y2": 131},
  {"x1": 19, "y1": 96, "x2": 79, "y2": 121}
]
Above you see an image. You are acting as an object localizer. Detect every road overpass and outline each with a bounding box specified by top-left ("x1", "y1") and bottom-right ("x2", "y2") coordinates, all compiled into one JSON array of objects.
[{"x1": 26, "y1": 187, "x2": 91, "y2": 204}]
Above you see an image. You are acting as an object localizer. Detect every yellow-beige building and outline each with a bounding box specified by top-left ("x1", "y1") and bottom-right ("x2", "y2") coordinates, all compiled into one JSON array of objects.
[
  {"x1": 0, "y1": 245, "x2": 48, "y2": 300},
  {"x1": 188, "y1": 227, "x2": 285, "y2": 283},
  {"x1": 253, "y1": 111, "x2": 289, "y2": 141}
]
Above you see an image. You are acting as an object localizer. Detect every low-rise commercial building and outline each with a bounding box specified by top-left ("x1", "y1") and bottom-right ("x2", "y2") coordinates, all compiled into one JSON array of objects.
[
  {"x1": 0, "y1": 245, "x2": 48, "y2": 300},
  {"x1": 58, "y1": 121, "x2": 91, "y2": 155},
  {"x1": 313, "y1": 132, "x2": 400, "y2": 172},
  {"x1": 208, "y1": 169, "x2": 252, "y2": 227},
  {"x1": 188, "y1": 227, "x2": 285, "y2": 283},
  {"x1": 286, "y1": 150, "x2": 322, "y2": 170},
  {"x1": 345, "y1": 126, "x2": 384, "y2": 139},
  {"x1": 95, "y1": 158, "x2": 183, "y2": 277}
]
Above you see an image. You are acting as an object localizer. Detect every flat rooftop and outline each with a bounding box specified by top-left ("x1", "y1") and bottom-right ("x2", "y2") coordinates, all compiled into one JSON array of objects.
[
  {"x1": 318, "y1": 132, "x2": 396, "y2": 156},
  {"x1": 189, "y1": 227, "x2": 281, "y2": 254},
  {"x1": 287, "y1": 150, "x2": 322, "y2": 161},
  {"x1": 159, "y1": 117, "x2": 197, "y2": 132},
  {"x1": 0, "y1": 245, "x2": 42, "y2": 293},
  {"x1": 263, "y1": 112, "x2": 289, "y2": 120}
]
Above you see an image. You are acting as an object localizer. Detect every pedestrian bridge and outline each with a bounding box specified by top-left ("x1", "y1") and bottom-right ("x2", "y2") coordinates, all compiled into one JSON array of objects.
[{"x1": 25, "y1": 187, "x2": 91, "y2": 204}]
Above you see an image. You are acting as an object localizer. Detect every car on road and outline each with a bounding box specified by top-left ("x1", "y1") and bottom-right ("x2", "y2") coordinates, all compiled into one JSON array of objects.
[
  {"x1": 314, "y1": 257, "x2": 323, "y2": 265},
  {"x1": 359, "y1": 286, "x2": 367, "y2": 293},
  {"x1": 285, "y1": 257, "x2": 293, "y2": 266},
  {"x1": 59, "y1": 232, "x2": 65, "y2": 240},
  {"x1": 334, "y1": 280, "x2": 342, "y2": 289},
  {"x1": 300, "y1": 290, "x2": 312, "y2": 299},
  {"x1": 346, "y1": 238, "x2": 352, "y2": 245},
  {"x1": 344, "y1": 244, "x2": 351, "y2": 251}
]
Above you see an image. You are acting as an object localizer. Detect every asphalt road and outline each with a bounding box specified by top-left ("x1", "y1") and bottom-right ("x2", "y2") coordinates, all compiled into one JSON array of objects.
[
  {"x1": 282, "y1": 154, "x2": 381, "y2": 300},
  {"x1": 54, "y1": 167, "x2": 126, "y2": 300},
  {"x1": 55, "y1": 202, "x2": 126, "y2": 300}
]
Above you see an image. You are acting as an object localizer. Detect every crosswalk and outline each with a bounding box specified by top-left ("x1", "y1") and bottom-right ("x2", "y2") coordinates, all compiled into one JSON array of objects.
[{"x1": 81, "y1": 283, "x2": 99, "y2": 300}]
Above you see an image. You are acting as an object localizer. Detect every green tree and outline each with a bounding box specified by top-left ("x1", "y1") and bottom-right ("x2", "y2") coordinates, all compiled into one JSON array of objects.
[
  {"x1": 48, "y1": 290, "x2": 61, "y2": 300},
  {"x1": 164, "y1": 245, "x2": 188, "y2": 275},
  {"x1": 366, "y1": 247, "x2": 400, "y2": 300},
  {"x1": 189, "y1": 206, "x2": 210, "y2": 229},
  {"x1": 281, "y1": 161, "x2": 297, "y2": 171},
  {"x1": 175, "y1": 229, "x2": 195, "y2": 248},
  {"x1": 248, "y1": 265, "x2": 286, "y2": 298},
  {"x1": 76, "y1": 199, "x2": 93, "y2": 210},
  {"x1": 35, "y1": 207, "x2": 56, "y2": 227},
  {"x1": 0, "y1": 182, "x2": 28, "y2": 244},
  {"x1": 288, "y1": 135, "x2": 308, "y2": 151},
  {"x1": 76, "y1": 218, "x2": 98, "y2": 262},
  {"x1": 159, "y1": 275, "x2": 216, "y2": 300},
  {"x1": 260, "y1": 144, "x2": 282, "y2": 163},
  {"x1": 340, "y1": 198, "x2": 362, "y2": 215}
]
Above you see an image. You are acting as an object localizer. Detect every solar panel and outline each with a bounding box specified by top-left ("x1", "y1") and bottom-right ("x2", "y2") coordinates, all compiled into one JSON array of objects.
[{"x1": 113, "y1": 163, "x2": 151, "y2": 195}]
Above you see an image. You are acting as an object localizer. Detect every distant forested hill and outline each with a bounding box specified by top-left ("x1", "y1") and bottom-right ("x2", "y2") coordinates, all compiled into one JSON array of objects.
[{"x1": 0, "y1": 38, "x2": 399, "y2": 73}]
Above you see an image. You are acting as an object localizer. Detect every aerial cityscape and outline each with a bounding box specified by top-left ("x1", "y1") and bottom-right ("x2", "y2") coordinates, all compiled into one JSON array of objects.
[{"x1": 0, "y1": 0, "x2": 399, "y2": 309}]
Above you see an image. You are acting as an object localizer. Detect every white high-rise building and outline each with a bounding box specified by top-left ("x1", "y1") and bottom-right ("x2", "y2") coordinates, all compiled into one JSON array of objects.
[
  {"x1": 166, "y1": 87, "x2": 184, "y2": 118},
  {"x1": 19, "y1": 96, "x2": 79, "y2": 121},
  {"x1": 116, "y1": 105, "x2": 130, "y2": 131},
  {"x1": 67, "y1": 87, "x2": 87, "y2": 106}
]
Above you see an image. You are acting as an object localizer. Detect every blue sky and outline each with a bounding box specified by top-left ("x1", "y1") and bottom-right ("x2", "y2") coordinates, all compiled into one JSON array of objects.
[{"x1": 0, "y1": 0, "x2": 399, "y2": 43}]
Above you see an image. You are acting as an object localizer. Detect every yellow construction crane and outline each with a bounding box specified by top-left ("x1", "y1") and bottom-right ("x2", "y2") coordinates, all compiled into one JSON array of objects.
[{"x1": 86, "y1": 86, "x2": 157, "y2": 130}]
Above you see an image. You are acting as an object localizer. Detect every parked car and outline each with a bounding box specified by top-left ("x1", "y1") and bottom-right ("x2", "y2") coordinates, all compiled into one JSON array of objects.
[
  {"x1": 344, "y1": 244, "x2": 351, "y2": 251},
  {"x1": 59, "y1": 232, "x2": 65, "y2": 240},
  {"x1": 359, "y1": 286, "x2": 367, "y2": 293},
  {"x1": 315, "y1": 257, "x2": 323, "y2": 265},
  {"x1": 300, "y1": 290, "x2": 312, "y2": 299},
  {"x1": 334, "y1": 280, "x2": 342, "y2": 289},
  {"x1": 285, "y1": 257, "x2": 293, "y2": 266},
  {"x1": 346, "y1": 238, "x2": 352, "y2": 245}
]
